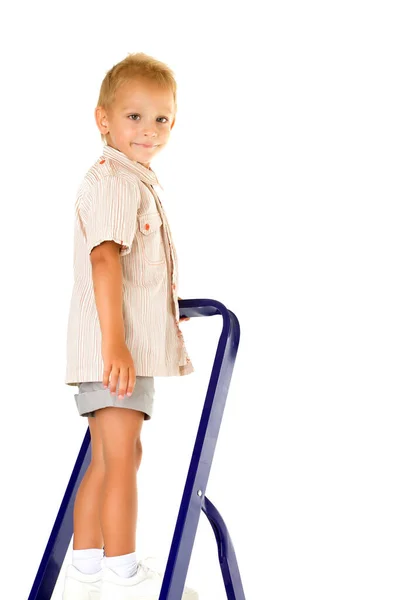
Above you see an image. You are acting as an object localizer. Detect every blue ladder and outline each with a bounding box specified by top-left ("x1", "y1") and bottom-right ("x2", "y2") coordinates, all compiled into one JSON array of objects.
[{"x1": 28, "y1": 299, "x2": 246, "y2": 600}]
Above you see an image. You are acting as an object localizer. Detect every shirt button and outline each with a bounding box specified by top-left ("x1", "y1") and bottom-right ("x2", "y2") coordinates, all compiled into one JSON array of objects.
[
  {"x1": 99, "y1": 159, "x2": 105, "y2": 164},
  {"x1": 145, "y1": 223, "x2": 150, "y2": 231}
]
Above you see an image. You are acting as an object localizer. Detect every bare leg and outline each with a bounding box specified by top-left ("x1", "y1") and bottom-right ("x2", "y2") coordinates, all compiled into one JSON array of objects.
[
  {"x1": 73, "y1": 412, "x2": 143, "y2": 551},
  {"x1": 73, "y1": 415, "x2": 105, "y2": 550},
  {"x1": 95, "y1": 406, "x2": 145, "y2": 557}
]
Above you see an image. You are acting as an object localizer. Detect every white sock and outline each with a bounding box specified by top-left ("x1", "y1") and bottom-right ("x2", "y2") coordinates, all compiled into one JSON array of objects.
[
  {"x1": 72, "y1": 548, "x2": 103, "y2": 574},
  {"x1": 104, "y1": 551, "x2": 138, "y2": 578}
]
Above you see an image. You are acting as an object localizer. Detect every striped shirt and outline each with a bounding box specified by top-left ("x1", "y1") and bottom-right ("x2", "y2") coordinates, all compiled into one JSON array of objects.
[{"x1": 65, "y1": 143, "x2": 194, "y2": 387}]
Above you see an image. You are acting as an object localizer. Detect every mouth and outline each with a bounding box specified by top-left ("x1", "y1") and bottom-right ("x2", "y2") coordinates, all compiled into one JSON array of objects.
[{"x1": 134, "y1": 143, "x2": 158, "y2": 149}]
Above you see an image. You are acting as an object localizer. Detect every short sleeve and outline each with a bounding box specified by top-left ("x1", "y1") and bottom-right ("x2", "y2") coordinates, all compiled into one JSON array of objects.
[{"x1": 84, "y1": 175, "x2": 140, "y2": 257}]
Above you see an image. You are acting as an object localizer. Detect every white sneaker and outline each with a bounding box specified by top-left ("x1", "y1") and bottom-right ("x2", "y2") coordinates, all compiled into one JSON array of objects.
[
  {"x1": 100, "y1": 556, "x2": 199, "y2": 600},
  {"x1": 62, "y1": 563, "x2": 102, "y2": 600}
]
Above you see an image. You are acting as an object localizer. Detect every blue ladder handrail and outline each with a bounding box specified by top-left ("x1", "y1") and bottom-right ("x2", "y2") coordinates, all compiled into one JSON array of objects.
[{"x1": 28, "y1": 299, "x2": 245, "y2": 600}]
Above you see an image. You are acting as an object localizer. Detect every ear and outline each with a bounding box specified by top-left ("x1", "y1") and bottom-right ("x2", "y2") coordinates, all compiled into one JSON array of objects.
[{"x1": 95, "y1": 106, "x2": 109, "y2": 135}]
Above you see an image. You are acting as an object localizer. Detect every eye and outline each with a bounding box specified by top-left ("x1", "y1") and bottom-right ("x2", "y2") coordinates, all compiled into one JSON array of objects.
[{"x1": 127, "y1": 114, "x2": 168, "y2": 123}]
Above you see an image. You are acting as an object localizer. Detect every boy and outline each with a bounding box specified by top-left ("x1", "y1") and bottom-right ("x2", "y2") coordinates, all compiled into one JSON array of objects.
[{"x1": 62, "y1": 52, "x2": 198, "y2": 600}]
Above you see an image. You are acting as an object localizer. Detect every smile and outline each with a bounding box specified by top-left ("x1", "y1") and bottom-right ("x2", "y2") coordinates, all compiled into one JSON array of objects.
[{"x1": 134, "y1": 143, "x2": 158, "y2": 148}]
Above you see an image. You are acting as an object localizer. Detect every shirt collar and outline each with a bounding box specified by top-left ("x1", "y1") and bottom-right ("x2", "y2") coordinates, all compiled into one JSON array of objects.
[{"x1": 102, "y1": 144, "x2": 163, "y2": 190}]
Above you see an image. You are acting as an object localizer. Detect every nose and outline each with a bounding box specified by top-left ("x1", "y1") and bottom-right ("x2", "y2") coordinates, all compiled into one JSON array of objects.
[{"x1": 142, "y1": 126, "x2": 157, "y2": 138}]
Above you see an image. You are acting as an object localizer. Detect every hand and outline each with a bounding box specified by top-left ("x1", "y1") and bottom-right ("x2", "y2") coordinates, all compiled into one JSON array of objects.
[
  {"x1": 101, "y1": 339, "x2": 136, "y2": 399},
  {"x1": 178, "y1": 296, "x2": 190, "y2": 322}
]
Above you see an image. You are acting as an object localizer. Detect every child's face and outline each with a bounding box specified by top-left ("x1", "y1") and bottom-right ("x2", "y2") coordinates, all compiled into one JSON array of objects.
[{"x1": 96, "y1": 77, "x2": 176, "y2": 168}]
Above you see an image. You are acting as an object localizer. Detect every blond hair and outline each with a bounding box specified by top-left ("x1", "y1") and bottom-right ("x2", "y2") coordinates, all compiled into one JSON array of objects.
[{"x1": 96, "y1": 52, "x2": 178, "y2": 144}]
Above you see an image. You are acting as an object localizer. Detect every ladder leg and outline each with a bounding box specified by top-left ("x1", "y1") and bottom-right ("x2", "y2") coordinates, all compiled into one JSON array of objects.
[
  {"x1": 202, "y1": 496, "x2": 246, "y2": 600},
  {"x1": 28, "y1": 428, "x2": 92, "y2": 600},
  {"x1": 159, "y1": 301, "x2": 243, "y2": 599}
]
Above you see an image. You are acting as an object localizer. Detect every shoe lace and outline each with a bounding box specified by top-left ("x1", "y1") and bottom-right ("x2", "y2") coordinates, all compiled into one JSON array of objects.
[{"x1": 139, "y1": 555, "x2": 164, "y2": 576}]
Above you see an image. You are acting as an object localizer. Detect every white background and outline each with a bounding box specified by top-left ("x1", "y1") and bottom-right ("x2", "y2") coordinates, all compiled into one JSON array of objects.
[{"x1": 0, "y1": 1, "x2": 398, "y2": 599}]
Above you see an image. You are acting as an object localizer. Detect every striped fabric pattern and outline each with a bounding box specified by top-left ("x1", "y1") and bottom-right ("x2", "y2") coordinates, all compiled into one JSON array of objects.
[{"x1": 65, "y1": 144, "x2": 194, "y2": 387}]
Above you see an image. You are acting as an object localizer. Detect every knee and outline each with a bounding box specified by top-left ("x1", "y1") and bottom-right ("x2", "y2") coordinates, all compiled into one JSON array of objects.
[{"x1": 103, "y1": 436, "x2": 142, "y2": 466}]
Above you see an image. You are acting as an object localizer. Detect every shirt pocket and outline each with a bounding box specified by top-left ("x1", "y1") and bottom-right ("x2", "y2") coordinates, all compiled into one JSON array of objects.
[{"x1": 137, "y1": 212, "x2": 166, "y2": 265}]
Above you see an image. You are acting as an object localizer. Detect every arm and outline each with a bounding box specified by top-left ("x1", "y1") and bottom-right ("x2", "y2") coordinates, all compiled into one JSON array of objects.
[{"x1": 90, "y1": 241, "x2": 125, "y2": 344}]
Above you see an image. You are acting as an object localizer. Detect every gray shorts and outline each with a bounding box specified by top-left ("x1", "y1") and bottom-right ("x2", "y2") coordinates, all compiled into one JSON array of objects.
[{"x1": 74, "y1": 376, "x2": 155, "y2": 421}]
